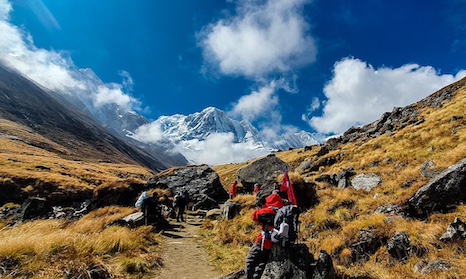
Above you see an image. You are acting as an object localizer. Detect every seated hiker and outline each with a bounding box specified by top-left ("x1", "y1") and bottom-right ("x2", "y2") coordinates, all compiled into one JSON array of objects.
[
  {"x1": 245, "y1": 192, "x2": 284, "y2": 279},
  {"x1": 173, "y1": 190, "x2": 189, "y2": 222},
  {"x1": 229, "y1": 180, "x2": 238, "y2": 199}
]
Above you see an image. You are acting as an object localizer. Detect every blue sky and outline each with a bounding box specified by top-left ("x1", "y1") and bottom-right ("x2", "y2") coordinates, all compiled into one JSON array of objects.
[{"x1": 1, "y1": 0, "x2": 465, "y2": 138}]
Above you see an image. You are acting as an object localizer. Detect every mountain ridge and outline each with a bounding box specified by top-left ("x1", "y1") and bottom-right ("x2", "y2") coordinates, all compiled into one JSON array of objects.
[{"x1": 0, "y1": 64, "x2": 178, "y2": 170}]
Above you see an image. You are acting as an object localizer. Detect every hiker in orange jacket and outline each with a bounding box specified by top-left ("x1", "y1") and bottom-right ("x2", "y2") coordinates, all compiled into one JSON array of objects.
[
  {"x1": 229, "y1": 180, "x2": 238, "y2": 199},
  {"x1": 245, "y1": 192, "x2": 284, "y2": 279}
]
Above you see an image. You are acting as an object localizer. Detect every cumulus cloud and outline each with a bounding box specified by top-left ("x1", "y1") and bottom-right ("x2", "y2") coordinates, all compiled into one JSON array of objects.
[
  {"x1": 306, "y1": 57, "x2": 466, "y2": 134},
  {"x1": 0, "y1": 0, "x2": 139, "y2": 112},
  {"x1": 229, "y1": 81, "x2": 278, "y2": 122},
  {"x1": 199, "y1": 0, "x2": 316, "y2": 79},
  {"x1": 133, "y1": 122, "x2": 164, "y2": 144},
  {"x1": 177, "y1": 133, "x2": 270, "y2": 166}
]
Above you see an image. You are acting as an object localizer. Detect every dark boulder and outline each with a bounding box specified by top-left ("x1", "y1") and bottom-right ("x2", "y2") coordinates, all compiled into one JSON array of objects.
[
  {"x1": 22, "y1": 197, "x2": 52, "y2": 221},
  {"x1": 146, "y1": 164, "x2": 228, "y2": 210},
  {"x1": 262, "y1": 244, "x2": 312, "y2": 278},
  {"x1": 406, "y1": 158, "x2": 466, "y2": 218},
  {"x1": 440, "y1": 217, "x2": 466, "y2": 242},
  {"x1": 316, "y1": 145, "x2": 330, "y2": 157},
  {"x1": 350, "y1": 230, "x2": 382, "y2": 263},
  {"x1": 387, "y1": 232, "x2": 410, "y2": 261},
  {"x1": 315, "y1": 174, "x2": 336, "y2": 186},
  {"x1": 311, "y1": 250, "x2": 336, "y2": 279},
  {"x1": 218, "y1": 247, "x2": 335, "y2": 279},
  {"x1": 336, "y1": 168, "x2": 356, "y2": 189},
  {"x1": 237, "y1": 154, "x2": 288, "y2": 193}
]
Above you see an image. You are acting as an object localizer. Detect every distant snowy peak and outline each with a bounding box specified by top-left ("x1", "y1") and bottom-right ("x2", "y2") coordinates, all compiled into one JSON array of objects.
[
  {"x1": 156, "y1": 107, "x2": 259, "y2": 142},
  {"x1": 156, "y1": 107, "x2": 322, "y2": 150}
]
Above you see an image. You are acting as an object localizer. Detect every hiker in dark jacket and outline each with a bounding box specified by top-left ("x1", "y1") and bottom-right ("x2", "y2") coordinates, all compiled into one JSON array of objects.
[
  {"x1": 245, "y1": 192, "x2": 284, "y2": 279},
  {"x1": 173, "y1": 191, "x2": 188, "y2": 222}
]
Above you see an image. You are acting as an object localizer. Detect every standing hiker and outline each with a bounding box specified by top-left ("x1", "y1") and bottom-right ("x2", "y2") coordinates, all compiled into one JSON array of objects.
[
  {"x1": 229, "y1": 180, "x2": 238, "y2": 199},
  {"x1": 173, "y1": 190, "x2": 188, "y2": 222},
  {"x1": 253, "y1": 183, "x2": 261, "y2": 196},
  {"x1": 245, "y1": 192, "x2": 284, "y2": 279}
]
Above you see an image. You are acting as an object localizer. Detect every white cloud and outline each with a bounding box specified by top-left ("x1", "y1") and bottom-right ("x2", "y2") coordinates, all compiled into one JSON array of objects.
[
  {"x1": 0, "y1": 0, "x2": 12, "y2": 20},
  {"x1": 306, "y1": 57, "x2": 466, "y2": 134},
  {"x1": 177, "y1": 133, "x2": 270, "y2": 166},
  {"x1": 133, "y1": 122, "x2": 164, "y2": 144},
  {"x1": 199, "y1": 0, "x2": 316, "y2": 79},
  {"x1": 94, "y1": 84, "x2": 134, "y2": 108},
  {"x1": 229, "y1": 81, "x2": 278, "y2": 122},
  {"x1": 0, "y1": 1, "x2": 139, "y2": 112}
]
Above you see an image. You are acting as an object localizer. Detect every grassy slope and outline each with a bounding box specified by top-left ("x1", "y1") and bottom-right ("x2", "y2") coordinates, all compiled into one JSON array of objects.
[
  {"x1": 0, "y1": 120, "x2": 163, "y2": 278},
  {"x1": 0, "y1": 83, "x2": 465, "y2": 278},
  {"x1": 208, "y1": 85, "x2": 466, "y2": 278}
]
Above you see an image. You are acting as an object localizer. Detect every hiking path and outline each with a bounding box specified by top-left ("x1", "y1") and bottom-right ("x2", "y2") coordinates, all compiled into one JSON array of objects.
[{"x1": 155, "y1": 216, "x2": 221, "y2": 279}]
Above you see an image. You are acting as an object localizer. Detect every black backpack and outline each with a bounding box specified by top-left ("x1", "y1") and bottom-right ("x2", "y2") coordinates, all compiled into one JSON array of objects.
[{"x1": 274, "y1": 205, "x2": 301, "y2": 246}]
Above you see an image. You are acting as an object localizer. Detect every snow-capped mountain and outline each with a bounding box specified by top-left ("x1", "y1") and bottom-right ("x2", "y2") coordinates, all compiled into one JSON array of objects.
[
  {"x1": 56, "y1": 68, "x2": 322, "y2": 165},
  {"x1": 151, "y1": 107, "x2": 322, "y2": 162},
  {"x1": 156, "y1": 107, "x2": 260, "y2": 142}
]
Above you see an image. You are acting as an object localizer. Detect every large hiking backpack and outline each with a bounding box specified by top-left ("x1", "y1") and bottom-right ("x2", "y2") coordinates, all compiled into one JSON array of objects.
[
  {"x1": 274, "y1": 205, "x2": 301, "y2": 246},
  {"x1": 173, "y1": 191, "x2": 187, "y2": 208}
]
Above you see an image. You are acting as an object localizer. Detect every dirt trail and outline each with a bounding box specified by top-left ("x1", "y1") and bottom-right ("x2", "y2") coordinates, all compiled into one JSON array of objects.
[{"x1": 155, "y1": 219, "x2": 221, "y2": 279}]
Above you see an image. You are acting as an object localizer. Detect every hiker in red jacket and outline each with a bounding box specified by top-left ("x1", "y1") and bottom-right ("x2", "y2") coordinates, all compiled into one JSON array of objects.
[
  {"x1": 245, "y1": 192, "x2": 284, "y2": 279},
  {"x1": 253, "y1": 183, "x2": 261, "y2": 196},
  {"x1": 229, "y1": 180, "x2": 238, "y2": 199}
]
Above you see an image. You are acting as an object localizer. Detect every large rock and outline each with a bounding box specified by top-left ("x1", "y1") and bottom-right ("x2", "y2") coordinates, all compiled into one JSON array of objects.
[
  {"x1": 22, "y1": 197, "x2": 52, "y2": 221},
  {"x1": 262, "y1": 245, "x2": 311, "y2": 278},
  {"x1": 218, "y1": 247, "x2": 335, "y2": 279},
  {"x1": 414, "y1": 259, "x2": 452, "y2": 274},
  {"x1": 237, "y1": 154, "x2": 288, "y2": 193},
  {"x1": 350, "y1": 230, "x2": 382, "y2": 263},
  {"x1": 387, "y1": 232, "x2": 410, "y2": 261},
  {"x1": 335, "y1": 168, "x2": 355, "y2": 189},
  {"x1": 440, "y1": 217, "x2": 466, "y2": 242},
  {"x1": 406, "y1": 158, "x2": 466, "y2": 218},
  {"x1": 146, "y1": 164, "x2": 228, "y2": 210},
  {"x1": 351, "y1": 173, "x2": 382, "y2": 192}
]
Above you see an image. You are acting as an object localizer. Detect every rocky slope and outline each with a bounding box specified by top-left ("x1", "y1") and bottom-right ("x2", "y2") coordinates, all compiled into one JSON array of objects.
[{"x1": 0, "y1": 64, "x2": 181, "y2": 170}]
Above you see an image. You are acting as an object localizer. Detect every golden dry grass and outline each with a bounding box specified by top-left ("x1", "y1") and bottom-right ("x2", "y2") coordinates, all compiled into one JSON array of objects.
[
  {"x1": 202, "y1": 85, "x2": 466, "y2": 278},
  {"x1": 0, "y1": 119, "x2": 162, "y2": 278},
  {"x1": 0, "y1": 207, "x2": 163, "y2": 278}
]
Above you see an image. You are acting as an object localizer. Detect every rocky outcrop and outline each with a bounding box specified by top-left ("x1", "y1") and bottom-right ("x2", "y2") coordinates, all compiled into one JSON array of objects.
[
  {"x1": 219, "y1": 246, "x2": 335, "y2": 279},
  {"x1": 350, "y1": 230, "x2": 382, "y2": 263},
  {"x1": 350, "y1": 173, "x2": 382, "y2": 192},
  {"x1": 146, "y1": 164, "x2": 228, "y2": 210},
  {"x1": 406, "y1": 158, "x2": 466, "y2": 218},
  {"x1": 440, "y1": 217, "x2": 466, "y2": 242},
  {"x1": 318, "y1": 77, "x2": 466, "y2": 153},
  {"x1": 262, "y1": 244, "x2": 313, "y2": 278},
  {"x1": 387, "y1": 232, "x2": 410, "y2": 261},
  {"x1": 414, "y1": 259, "x2": 453, "y2": 275},
  {"x1": 237, "y1": 154, "x2": 288, "y2": 193}
]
